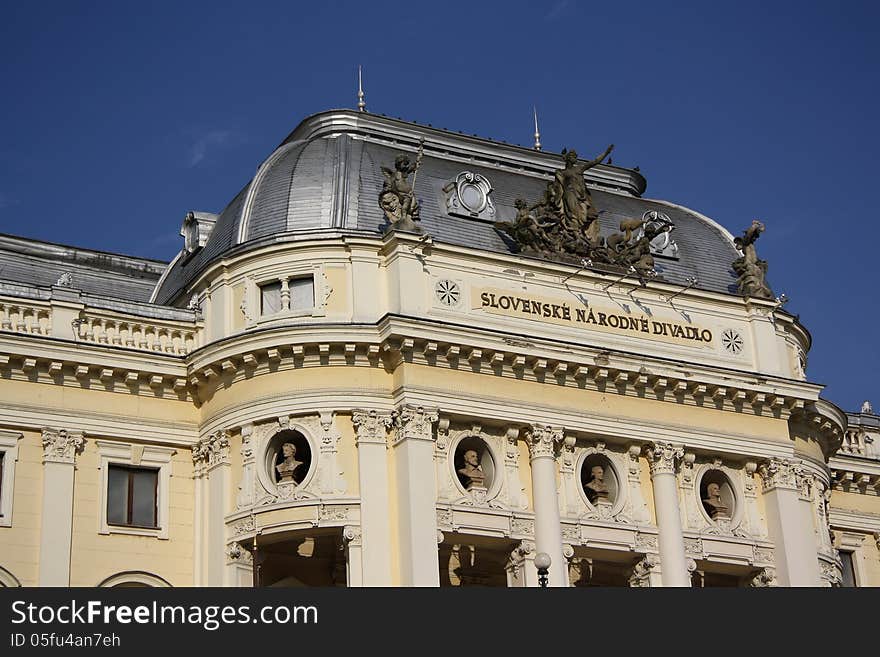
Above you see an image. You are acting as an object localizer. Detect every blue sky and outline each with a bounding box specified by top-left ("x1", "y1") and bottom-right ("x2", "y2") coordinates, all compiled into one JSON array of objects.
[{"x1": 1, "y1": 1, "x2": 877, "y2": 411}]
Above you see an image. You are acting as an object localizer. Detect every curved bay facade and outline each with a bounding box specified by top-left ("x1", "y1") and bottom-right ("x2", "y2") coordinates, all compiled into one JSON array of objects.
[{"x1": 0, "y1": 110, "x2": 877, "y2": 587}]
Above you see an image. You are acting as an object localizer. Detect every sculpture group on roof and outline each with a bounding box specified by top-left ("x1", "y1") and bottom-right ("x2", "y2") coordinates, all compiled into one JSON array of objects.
[
  {"x1": 494, "y1": 144, "x2": 674, "y2": 279},
  {"x1": 378, "y1": 141, "x2": 775, "y2": 297}
]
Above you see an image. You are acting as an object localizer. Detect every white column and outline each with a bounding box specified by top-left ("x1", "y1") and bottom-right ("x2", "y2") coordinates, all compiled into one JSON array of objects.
[
  {"x1": 645, "y1": 442, "x2": 690, "y2": 587},
  {"x1": 343, "y1": 526, "x2": 364, "y2": 587},
  {"x1": 758, "y1": 458, "x2": 822, "y2": 586},
  {"x1": 352, "y1": 409, "x2": 394, "y2": 586},
  {"x1": 39, "y1": 428, "x2": 84, "y2": 586},
  {"x1": 525, "y1": 425, "x2": 567, "y2": 587},
  {"x1": 193, "y1": 431, "x2": 231, "y2": 586},
  {"x1": 393, "y1": 405, "x2": 439, "y2": 586}
]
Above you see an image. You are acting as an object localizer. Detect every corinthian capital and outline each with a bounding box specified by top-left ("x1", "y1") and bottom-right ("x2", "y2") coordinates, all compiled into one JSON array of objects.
[
  {"x1": 392, "y1": 405, "x2": 439, "y2": 445},
  {"x1": 524, "y1": 424, "x2": 564, "y2": 460},
  {"x1": 41, "y1": 428, "x2": 85, "y2": 464},
  {"x1": 192, "y1": 430, "x2": 230, "y2": 472},
  {"x1": 644, "y1": 442, "x2": 683, "y2": 477},
  {"x1": 758, "y1": 458, "x2": 803, "y2": 492},
  {"x1": 352, "y1": 409, "x2": 393, "y2": 446}
]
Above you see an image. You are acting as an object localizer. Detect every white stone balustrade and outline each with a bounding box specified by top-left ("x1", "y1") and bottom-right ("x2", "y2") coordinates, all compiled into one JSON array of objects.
[
  {"x1": 74, "y1": 312, "x2": 200, "y2": 356},
  {"x1": 0, "y1": 300, "x2": 51, "y2": 336}
]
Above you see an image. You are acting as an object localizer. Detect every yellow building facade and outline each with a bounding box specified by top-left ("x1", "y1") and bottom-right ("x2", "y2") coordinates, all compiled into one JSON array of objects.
[{"x1": 0, "y1": 110, "x2": 877, "y2": 587}]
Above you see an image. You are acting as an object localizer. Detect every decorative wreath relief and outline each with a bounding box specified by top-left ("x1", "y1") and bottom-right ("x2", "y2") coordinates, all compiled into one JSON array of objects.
[
  {"x1": 722, "y1": 329, "x2": 743, "y2": 354},
  {"x1": 435, "y1": 279, "x2": 461, "y2": 307}
]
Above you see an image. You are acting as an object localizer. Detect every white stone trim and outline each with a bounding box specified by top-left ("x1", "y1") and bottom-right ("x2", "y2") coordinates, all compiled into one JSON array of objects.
[
  {"x1": 0, "y1": 429, "x2": 23, "y2": 527},
  {"x1": 444, "y1": 428, "x2": 505, "y2": 506},
  {"x1": 691, "y1": 461, "x2": 746, "y2": 535},
  {"x1": 0, "y1": 565, "x2": 21, "y2": 587},
  {"x1": 95, "y1": 440, "x2": 176, "y2": 539},
  {"x1": 98, "y1": 571, "x2": 171, "y2": 588},
  {"x1": 253, "y1": 416, "x2": 321, "y2": 502},
  {"x1": 242, "y1": 264, "x2": 329, "y2": 330}
]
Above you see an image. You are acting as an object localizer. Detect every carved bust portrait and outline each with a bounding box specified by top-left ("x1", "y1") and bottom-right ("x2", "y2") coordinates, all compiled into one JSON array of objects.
[
  {"x1": 702, "y1": 482, "x2": 730, "y2": 520},
  {"x1": 275, "y1": 442, "x2": 304, "y2": 483},
  {"x1": 457, "y1": 449, "x2": 486, "y2": 491},
  {"x1": 584, "y1": 464, "x2": 610, "y2": 504}
]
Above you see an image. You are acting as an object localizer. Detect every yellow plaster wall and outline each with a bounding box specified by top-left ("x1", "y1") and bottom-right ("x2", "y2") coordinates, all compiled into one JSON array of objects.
[
  {"x1": 230, "y1": 283, "x2": 245, "y2": 332},
  {"x1": 518, "y1": 440, "x2": 533, "y2": 510},
  {"x1": 199, "y1": 366, "x2": 392, "y2": 423},
  {"x1": 386, "y1": 432, "x2": 400, "y2": 586},
  {"x1": 336, "y1": 415, "x2": 359, "y2": 497},
  {"x1": 0, "y1": 429, "x2": 43, "y2": 586},
  {"x1": 1, "y1": 378, "x2": 197, "y2": 426},
  {"x1": 640, "y1": 459, "x2": 656, "y2": 525},
  {"x1": 229, "y1": 430, "x2": 243, "y2": 511},
  {"x1": 68, "y1": 439, "x2": 195, "y2": 587},
  {"x1": 856, "y1": 537, "x2": 880, "y2": 586},
  {"x1": 324, "y1": 266, "x2": 350, "y2": 317},
  {"x1": 830, "y1": 490, "x2": 880, "y2": 515}
]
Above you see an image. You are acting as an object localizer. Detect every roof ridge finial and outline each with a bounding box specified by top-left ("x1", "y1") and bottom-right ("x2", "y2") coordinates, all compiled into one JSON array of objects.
[
  {"x1": 357, "y1": 65, "x2": 366, "y2": 113},
  {"x1": 533, "y1": 106, "x2": 541, "y2": 151}
]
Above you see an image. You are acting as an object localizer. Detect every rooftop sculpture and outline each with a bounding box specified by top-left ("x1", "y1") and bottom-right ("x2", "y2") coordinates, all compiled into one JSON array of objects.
[
  {"x1": 379, "y1": 140, "x2": 425, "y2": 234},
  {"x1": 733, "y1": 220, "x2": 773, "y2": 299}
]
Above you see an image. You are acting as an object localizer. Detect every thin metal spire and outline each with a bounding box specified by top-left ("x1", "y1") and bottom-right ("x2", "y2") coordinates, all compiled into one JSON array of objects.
[
  {"x1": 533, "y1": 106, "x2": 541, "y2": 151},
  {"x1": 357, "y1": 66, "x2": 366, "y2": 112}
]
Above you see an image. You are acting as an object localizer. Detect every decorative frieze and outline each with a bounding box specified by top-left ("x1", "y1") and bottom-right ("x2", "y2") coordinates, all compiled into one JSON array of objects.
[
  {"x1": 352, "y1": 409, "x2": 393, "y2": 447},
  {"x1": 644, "y1": 441, "x2": 683, "y2": 477},
  {"x1": 230, "y1": 516, "x2": 256, "y2": 536},
  {"x1": 525, "y1": 424, "x2": 564, "y2": 460},
  {"x1": 511, "y1": 518, "x2": 535, "y2": 537},
  {"x1": 635, "y1": 532, "x2": 659, "y2": 553},
  {"x1": 41, "y1": 428, "x2": 85, "y2": 464}
]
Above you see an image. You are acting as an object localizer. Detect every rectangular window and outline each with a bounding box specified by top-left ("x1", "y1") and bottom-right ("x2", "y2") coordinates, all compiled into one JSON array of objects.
[
  {"x1": 840, "y1": 551, "x2": 857, "y2": 587},
  {"x1": 0, "y1": 451, "x2": 4, "y2": 517},
  {"x1": 107, "y1": 465, "x2": 158, "y2": 529},
  {"x1": 260, "y1": 281, "x2": 282, "y2": 315},
  {"x1": 289, "y1": 276, "x2": 314, "y2": 311}
]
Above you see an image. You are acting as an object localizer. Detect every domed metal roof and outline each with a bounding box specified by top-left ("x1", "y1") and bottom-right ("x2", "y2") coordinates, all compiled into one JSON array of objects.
[{"x1": 152, "y1": 110, "x2": 745, "y2": 305}]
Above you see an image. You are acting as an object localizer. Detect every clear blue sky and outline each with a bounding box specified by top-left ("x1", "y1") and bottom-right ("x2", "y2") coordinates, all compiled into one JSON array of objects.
[{"x1": 1, "y1": 1, "x2": 877, "y2": 412}]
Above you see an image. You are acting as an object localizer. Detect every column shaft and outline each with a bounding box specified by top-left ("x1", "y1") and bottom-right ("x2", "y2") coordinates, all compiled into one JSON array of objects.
[{"x1": 646, "y1": 442, "x2": 690, "y2": 587}]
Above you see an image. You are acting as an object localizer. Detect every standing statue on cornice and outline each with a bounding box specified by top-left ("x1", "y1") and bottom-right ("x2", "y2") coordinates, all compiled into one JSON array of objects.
[
  {"x1": 379, "y1": 140, "x2": 425, "y2": 233},
  {"x1": 546, "y1": 144, "x2": 614, "y2": 247},
  {"x1": 733, "y1": 220, "x2": 773, "y2": 299}
]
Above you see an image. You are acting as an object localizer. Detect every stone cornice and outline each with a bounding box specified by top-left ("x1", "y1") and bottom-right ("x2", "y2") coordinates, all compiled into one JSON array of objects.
[{"x1": 183, "y1": 330, "x2": 821, "y2": 424}]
